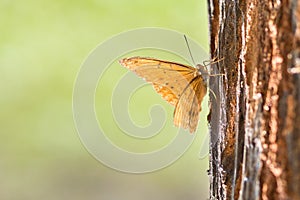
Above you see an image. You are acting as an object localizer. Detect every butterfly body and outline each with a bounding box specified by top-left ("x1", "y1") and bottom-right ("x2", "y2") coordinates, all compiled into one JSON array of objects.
[{"x1": 119, "y1": 56, "x2": 208, "y2": 133}]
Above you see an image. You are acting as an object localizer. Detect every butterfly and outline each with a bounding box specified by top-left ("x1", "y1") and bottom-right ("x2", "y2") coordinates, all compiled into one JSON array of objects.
[{"x1": 119, "y1": 56, "x2": 217, "y2": 133}]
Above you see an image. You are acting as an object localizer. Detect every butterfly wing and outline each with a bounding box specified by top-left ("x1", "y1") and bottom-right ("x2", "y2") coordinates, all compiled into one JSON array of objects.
[
  {"x1": 119, "y1": 57, "x2": 196, "y2": 106},
  {"x1": 152, "y1": 83, "x2": 178, "y2": 106},
  {"x1": 119, "y1": 56, "x2": 207, "y2": 133},
  {"x1": 173, "y1": 76, "x2": 207, "y2": 133}
]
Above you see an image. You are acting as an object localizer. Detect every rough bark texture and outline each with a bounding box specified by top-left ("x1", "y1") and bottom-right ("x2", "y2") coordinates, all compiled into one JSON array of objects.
[{"x1": 207, "y1": 0, "x2": 300, "y2": 199}]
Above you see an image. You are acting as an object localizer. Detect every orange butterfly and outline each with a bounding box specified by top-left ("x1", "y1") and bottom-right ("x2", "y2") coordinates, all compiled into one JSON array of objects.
[{"x1": 119, "y1": 56, "x2": 210, "y2": 133}]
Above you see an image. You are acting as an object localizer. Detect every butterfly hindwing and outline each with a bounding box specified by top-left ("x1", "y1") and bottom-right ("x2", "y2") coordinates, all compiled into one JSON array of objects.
[{"x1": 173, "y1": 76, "x2": 207, "y2": 133}]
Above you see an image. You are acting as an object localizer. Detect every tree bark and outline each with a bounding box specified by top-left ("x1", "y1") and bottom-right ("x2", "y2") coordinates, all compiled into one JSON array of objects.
[{"x1": 207, "y1": 0, "x2": 300, "y2": 199}]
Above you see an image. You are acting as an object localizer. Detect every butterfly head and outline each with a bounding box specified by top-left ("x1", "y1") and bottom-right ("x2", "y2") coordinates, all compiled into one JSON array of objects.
[{"x1": 196, "y1": 64, "x2": 209, "y2": 81}]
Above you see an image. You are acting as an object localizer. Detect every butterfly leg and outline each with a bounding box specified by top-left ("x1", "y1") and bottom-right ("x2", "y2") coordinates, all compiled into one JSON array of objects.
[
  {"x1": 202, "y1": 57, "x2": 224, "y2": 67},
  {"x1": 209, "y1": 88, "x2": 217, "y2": 101}
]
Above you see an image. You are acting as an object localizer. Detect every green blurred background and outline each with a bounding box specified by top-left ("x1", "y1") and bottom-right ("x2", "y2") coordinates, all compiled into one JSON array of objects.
[{"x1": 0, "y1": 0, "x2": 210, "y2": 199}]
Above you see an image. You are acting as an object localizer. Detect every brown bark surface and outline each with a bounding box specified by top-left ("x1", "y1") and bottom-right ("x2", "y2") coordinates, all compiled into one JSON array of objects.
[{"x1": 207, "y1": 0, "x2": 300, "y2": 199}]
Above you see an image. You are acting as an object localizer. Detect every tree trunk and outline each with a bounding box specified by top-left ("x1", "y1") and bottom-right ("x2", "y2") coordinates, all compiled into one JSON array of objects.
[{"x1": 207, "y1": 0, "x2": 300, "y2": 199}]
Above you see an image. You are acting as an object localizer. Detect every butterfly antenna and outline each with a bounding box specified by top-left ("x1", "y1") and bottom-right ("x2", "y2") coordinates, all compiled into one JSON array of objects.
[{"x1": 184, "y1": 35, "x2": 196, "y2": 66}]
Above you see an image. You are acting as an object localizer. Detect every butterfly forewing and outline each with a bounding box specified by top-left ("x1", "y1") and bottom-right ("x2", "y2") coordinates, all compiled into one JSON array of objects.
[
  {"x1": 119, "y1": 56, "x2": 207, "y2": 133},
  {"x1": 153, "y1": 84, "x2": 178, "y2": 106}
]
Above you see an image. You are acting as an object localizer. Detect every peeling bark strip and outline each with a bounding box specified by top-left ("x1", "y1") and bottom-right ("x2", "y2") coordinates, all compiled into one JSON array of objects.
[{"x1": 207, "y1": 0, "x2": 300, "y2": 199}]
